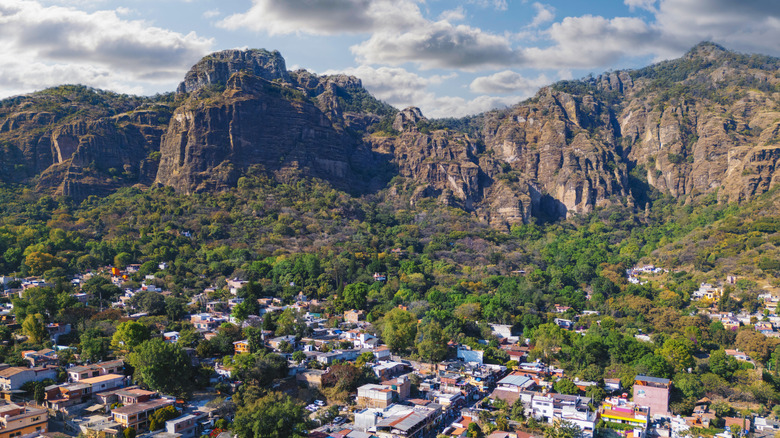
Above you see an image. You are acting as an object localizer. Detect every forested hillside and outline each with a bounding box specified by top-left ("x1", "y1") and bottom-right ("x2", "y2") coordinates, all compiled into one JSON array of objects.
[{"x1": 3, "y1": 42, "x2": 780, "y2": 427}]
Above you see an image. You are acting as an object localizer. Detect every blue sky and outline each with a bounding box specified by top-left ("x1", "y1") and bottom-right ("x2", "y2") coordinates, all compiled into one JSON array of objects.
[{"x1": 2, "y1": 0, "x2": 780, "y2": 117}]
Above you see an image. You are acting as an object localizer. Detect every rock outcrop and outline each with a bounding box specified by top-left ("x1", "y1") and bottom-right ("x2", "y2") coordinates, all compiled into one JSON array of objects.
[
  {"x1": 4, "y1": 43, "x2": 780, "y2": 224},
  {"x1": 177, "y1": 49, "x2": 290, "y2": 94}
]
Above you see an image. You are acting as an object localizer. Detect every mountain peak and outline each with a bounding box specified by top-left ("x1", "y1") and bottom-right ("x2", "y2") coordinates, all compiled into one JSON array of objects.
[
  {"x1": 684, "y1": 41, "x2": 729, "y2": 61},
  {"x1": 177, "y1": 48, "x2": 290, "y2": 95}
]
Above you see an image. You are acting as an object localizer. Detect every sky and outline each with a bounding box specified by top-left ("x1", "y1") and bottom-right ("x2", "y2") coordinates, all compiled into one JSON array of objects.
[{"x1": 2, "y1": 1, "x2": 780, "y2": 118}]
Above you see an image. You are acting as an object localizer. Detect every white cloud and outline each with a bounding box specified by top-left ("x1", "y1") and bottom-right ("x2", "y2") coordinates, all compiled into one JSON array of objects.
[
  {"x1": 624, "y1": 0, "x2": 657, "y2": 11},
  {"x1": 0, "y1": 0, "x2": 212, "y2": 97},
  {"x1": 468, "y1": 0, "x2": 509, "y2": 11},
  {"x1": 439, "y1": 7, "x2": 466, "y2": 23},
  {"x1": 519, "y1": 15, "x2": 660, "y2": 69},
  {"x1": 469, "y1": 70, "x2": 550, "y2": 94},
  {"x1": 325, "y1": 65, "x2": 450, "y2": 108},
  {"x1": 202, "y1": 8, "x2": 220, "y2": 19},
  {"x1": 529, "y1": 2, "x2": 555, "y2": 27},
  {"x1": 352, "y1": 21, "x2": 521, "y2": 70},
  {"x1": 218, "y1": 0, "x2": 422, "y2": 35},
  {"x1": 652, "y1": 0, "x2": 780, "y2": 57},
  {"x1": 326, "y1": 65, "x2": 521, "y2": 117}
]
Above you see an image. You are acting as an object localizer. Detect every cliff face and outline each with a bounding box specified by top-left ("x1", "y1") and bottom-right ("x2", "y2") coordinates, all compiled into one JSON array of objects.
[
  {"x1": 156, "y1": 72, "x2": 390, "y2": 193},
  {"x1": 0, "y1": 87, "x2": 167, "y2": 200},
  {"x1": 4, "y1": 43, "x2": 780, "y2": 225}
]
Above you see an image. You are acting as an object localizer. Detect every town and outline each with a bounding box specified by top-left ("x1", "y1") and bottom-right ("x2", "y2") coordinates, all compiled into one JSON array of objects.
[{"x1": 0, "y1": 259, "x2": 777, "y2": 438}]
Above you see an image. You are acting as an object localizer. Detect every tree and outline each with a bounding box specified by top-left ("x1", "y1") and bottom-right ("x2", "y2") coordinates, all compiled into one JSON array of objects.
[
  {"x1": 381, "y1": 308, "x2": 417, "y2": 352},
  {"x1": 80, "y1": 329, "x2": 111, "y2": 362},
  {"x1": 554, "y1": 379, "x2": 580, "y2": 395},
  {"x1": 544, "y1": 420, "x2": 583, "y2": 438},
  {"x1": 149, "y1": 405, "x2": 179, "y2": 430},
  {"x1": 709, "y1": 349, "x2": 739, "y2": 379},
  {"x1": 586, "y1": 386, "x2": 606, "y2": 405},
  {"x1": 658, "y1": 337, "x2": 695, "y2": 372},
  {"x1": 417, "y1": 321, "x2": 448, "y2": 363},
  {"x1": 25, "y1": 252, "x2": 64, "y2": 276},
  {"x1": 128, "y1": 291, "x2": 165, "y2": 315},
  {"x1": 22, "y1": 313, "x2": 47, "y2": 344},
  {"x1": 342, "y1": 282, "x2": 368, "y2": 310},
  {"x1": 232, "y1": 299, "x2": 259, "y2": 323},
  {"x1": 111, "y1": 321, "x2": 151, "y2": 354},
  {"x1": 165, "y1": 297, "x2": 186, "y2": 321},
  {"x1": 467, "y1": 422, "x2": 483, "y2": 438},
  {"x1": 532, "y1": 323, "x2": 568, "y2": 364},
  {"x1": 124, "y1": 427, "x2": 136, "y2": 438},
  {"x1": 292, "y1": 351, "x2": 306, "y2": 363},
  {"x1": 233, "y1": 392, "x2": 308, "y2": 438},
  {"x1": 114, "y1": 252, "x2": 133, "y2": 269},
  {"x1": 128, "y1": 338, "x2": 195, "y2": 398}
]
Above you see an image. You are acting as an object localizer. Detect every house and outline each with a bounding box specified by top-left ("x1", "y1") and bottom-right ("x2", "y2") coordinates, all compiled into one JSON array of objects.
[
  {"x1": 633, "y1": 375, "x2": 671, "y2": 417},
  {"x1": 554, "y1": 305, "x2": 572, "y2": 314},
  {"x1": 457, "y1": 345, "x2": 484, "y2": 364},
  {"x1": 529, "y1": 393, "x2": 596, "y2": 435},
  {"x1": 233, "y1": 340, "x2": 250, "y2": 354},
  {"x1": 190, "y1": 313, "x2": 228, "y2": 331},
  {"x1": 0, "y1": 366, "x2": 58, "y2": 391},
  {"x1": 724, "y1": 349, "x2": 752, "y2": 362},
  {"x1": 600, "y1": 397, "x2": 650, "y2": 430},
  {"x1": 44, "y1": 382, "x2": 93, "y2": 410},
  {"x1": 115, "y1": 388, "x2": 156, "y2": 405},
  {"x1": 489, "y1": 373, "x2": 535, "y2": 405},
  {"x1": 553, "y1": 318, "x2": 573, "y2": 330},
  {"x1": 345, "y1": 310, "x2": 366, "y2": 324},
  {"x1": 22, "y1": 349, "x2": 58, "y2": 367},
  {"x1": 374, "y1": 346, "x2": 391, "y2": 360},
  {"x1": 296, "y1": 369, "x2": 326, "y2": 388},
  {"x1": 163, "y1": 331, "x2": 180, "y2": 343},
  {"x1": 46, "y1": 323, "x2": 71, "y2": 343},
  {"x1": 111, "y1": 398, "x2": 175, "y2": 432},
  {"x1": 374, "y1": 404, "x2": 442, "y2": 437},
  {"x1": 166, "y1": 414, "x2": 202, "y2": 438},
  {"x1": 80, "y1": 374, "x2": 125, "y2": 393},
  {"x1": 357, "y1": 384, "x2": 394, "y2": 408},
  {"x1": 372, "y1": 361, "x2": 408, "y2": 380},
  {"x1": 68, "y1": 360, "x2": 124, "y2": 382},
  {"x1": 373, "y1": 273, "x2": 387, "y2": 282},
  {"x1": 692, "y1": 283, "x2": 721, "y2": 301},
  {"x1": 226, "y1": 278, "x2": 248, "y2": 295},
  {"x1": 0, "y1": 403, "x2": 48, "y2": 438},
  {"x1": 604, "y1": 378, "x2": 622, "y2": 392}
]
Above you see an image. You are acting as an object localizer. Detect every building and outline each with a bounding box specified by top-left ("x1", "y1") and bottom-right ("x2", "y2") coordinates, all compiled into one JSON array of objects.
[
  {"x1": 80, "y1": 374, "x2": 125, "y2": 393},
  {"x1": 633, "y1": 375, "x2": 671, "y2": 417},
  {"x1": 345, "y1": 310, "x2": 366, "y2": 323},
  {"x1": 357, "y1": 384, "x2": 394, "y2": 408},
  {"x1": 166, "y1": 414, "x2": 202, "y2": 438},
  {"x1": 111, "y1": 398, "x2": 175, "y2": 432},
  {"x1": 233, "y1": 340, "x2": 250, "y2": 354},
  {"x1": 489, "y1": 373, "x2": 535, "y2": 405},
  {"x1": 529, "y1": 393, "x2": 596, "y2": 435},
  {"x1": 600, "y1": 397, "x2": 650, "y2": 430},
  {"x1": 0, "y1": 403, "x2": 48, "y2": 438},
  {"x1": 45, "y1": 382, "x2": 93, "y2": 410},
  {"x1": 0, "y1": 366, "x2": 58, "y2": 391},
  {"x1": 68, "y1": 359, "x2": 124, "y2": 382},
  {"x1": 374, "y1": 404, "x2": 442, "y2": 438},
  {"x1": 22, "y1": 349, "x2": 58, "y2": 367},
  {"x1": 190, "y1": 313, "x2": 228, "y2": 331}
]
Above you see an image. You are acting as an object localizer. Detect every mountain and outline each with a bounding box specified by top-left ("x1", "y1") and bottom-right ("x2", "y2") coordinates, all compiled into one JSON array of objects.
[{"x1": 2, "y1": 43, "x2": 780, "y2": 227}]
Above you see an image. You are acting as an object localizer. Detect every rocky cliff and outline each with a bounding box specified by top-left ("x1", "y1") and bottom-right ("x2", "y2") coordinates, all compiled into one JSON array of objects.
[{"x1": 3, "y1": 43, "x2": 780, "y2": 225}]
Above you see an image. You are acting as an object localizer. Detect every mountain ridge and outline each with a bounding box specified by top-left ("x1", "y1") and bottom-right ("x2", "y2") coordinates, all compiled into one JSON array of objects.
[{"x1": 1, "y1": 42, "x2": 780, "y2": 228}]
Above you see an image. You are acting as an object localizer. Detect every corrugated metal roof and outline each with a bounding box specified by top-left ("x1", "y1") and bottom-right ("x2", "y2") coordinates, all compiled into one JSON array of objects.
[
  {"x1": 497, "y1": 374, "x2": 532, "y2": 387},
  {"x1": 635, "y1": 375, "x2": 670, "y2": 385}
]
